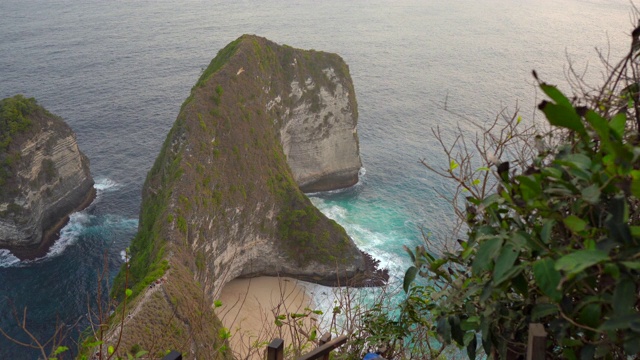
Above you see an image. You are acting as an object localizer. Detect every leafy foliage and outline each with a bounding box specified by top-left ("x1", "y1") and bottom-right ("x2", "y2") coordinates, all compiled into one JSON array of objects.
[
  {"x1": 403, "y1": 30, "x2": 640, "y2": 359},
  {"x1": 0, "y1": 95, "x2": 36, "y2": 188},
  {"x1": 0, "y1": 94, "x2": 35, "y2": 150}
]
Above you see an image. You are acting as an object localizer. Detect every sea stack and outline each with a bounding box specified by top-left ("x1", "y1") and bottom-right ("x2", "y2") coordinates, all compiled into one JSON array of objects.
[
  {"x1": 0, "y1": 95, "x2": 95, "y2": 258},
  {"x1": 107, "y1": 35, "x2": 383, "y2": 358}
]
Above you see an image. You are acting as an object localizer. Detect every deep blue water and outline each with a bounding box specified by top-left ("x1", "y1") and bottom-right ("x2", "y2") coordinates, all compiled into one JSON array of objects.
[{"x1": 0, "y1": 0, "x2": 631, "y2": 357}]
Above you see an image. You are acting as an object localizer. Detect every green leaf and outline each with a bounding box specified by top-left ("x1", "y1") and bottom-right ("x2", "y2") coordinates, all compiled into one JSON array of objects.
[
  {"x1": 581, "y1": 345, "x2": 595, "y2": 360},
  {"x1": 595, "y1": 345, "x2": 611, "y2": 358},
  {"x1": 472, "y1": 237, "x2": 503, "y2": 275},
  {"x1": 631, "y1": 178, "x2": 640, "y2": 199},
  {"x1": 531, "y1": 303, "x2": 558, "y2": 320},
  {"x1": 83, "y1": 340, "x2": 103, "y2": 348},
  {"x1": 563, "y1": 215, "x2": 587, "y2": 233},
  {"x1": 467, "y1": 334, "x2": 477, "y2": 360},
  {"x1": 581, "y1": 184, "x2": 601, "y2": 205},
  {"x1": 125, "y1": 288, "x2": 133, "y2": 298},
  {"x1": 404, "y1": 266, "x2": 418, "y2": 293},
  {"x1": 404, "y1": 246, "x2": 416, "y2": 263},
  {"x1": 585, "y1": 110, "x2": 611, "y2": 146},
  {"x1": 493, "y1": 244, "x2": 519, "y2": 285},
  {"x1": 481, "y1": 193, "x2": 503, "y2": 208},
  {"x1": 542, "y1": 167, "x2": 563, "y2": 179},
  {"x1": 579, "y1": 303, "x2": 601, "y2": 329},
  {"x1": 135, "y1": 350, "x2": 149, "y2": 358},
  {"x1": 624, "y1": 335, "x2": 640, "y2": 355},
  {"x1": 540, "y1": 82, "x2": 572, "y2": 108},
  {"x1": 561, "y1": 153, "x2": 592, "y2": 171},
  {"x1": 604, "y1": 263, "x2": 620, "y2": 279},
  {"x1": 450, "y1": 316, "x2": 464, "y2": 346},
  {"x1": 613, "y1": 278, "x2": 636, "y2": 316},
  {"x1": 562, "y1": 348, "x2": 577, "y2": 360},
  {"x1": 53, "y1": 346, "x2": 69, "y2": 356},
  {"x1": 450, "y1": 160, "x2": 459, "y2": 171},
  {"x1": 599, "y1": 314, "x2": 640, "y2": 331},
  {"x1": 609, "y1": 112, "x2": 626, "y2": 139},
  {"x1": 621, "y1": 261, "x2": 640, "y2": 270},
  {"x1": 213, "y1": 299, "x2": 223, "y2": 308},
  {"x1": 533, "y1": 259, "x2": 562, "y2": 301},
  {"x1": 108, "y1": 346, "x2": 115, "y2": 355},
  {"x1": 512, "y1": 273, "x2": 529, "y2": 297},
  {"x1": 461, "y1": 316, "x2": 480, "y2": 331},
  {"x1": 540, "y1": 219, "x2": 555, "y2": 244},
  {"x1": 516, "y1": 175, "x2": 542, "y2": 201},
  {"x1": 437, "y1": 316, "x2": 452, "y2": 344},
  {"x1": 539, "y1": 101, "x2": 586, "y2": 135},
  {"x1": 218, "y1": 327, "x2": 231, "y2": 340},
  {"x1": 555, "y1": 249, "x2": 609, "y2": 276}
]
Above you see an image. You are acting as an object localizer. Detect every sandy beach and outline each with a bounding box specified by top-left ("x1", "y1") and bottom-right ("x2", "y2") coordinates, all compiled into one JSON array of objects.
[{"x1": 216, "y1": 276, "x2": 318, "y2": 360}]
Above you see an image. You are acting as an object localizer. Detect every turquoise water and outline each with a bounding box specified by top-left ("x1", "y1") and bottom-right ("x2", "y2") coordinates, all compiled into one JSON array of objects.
[{"x1": 0, "y1": 0, "x2": 631, "y2": 357}]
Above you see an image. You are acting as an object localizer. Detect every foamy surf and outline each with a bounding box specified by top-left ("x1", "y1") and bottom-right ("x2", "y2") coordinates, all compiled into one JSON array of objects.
[
  {"x1": 0, "y1": 176, "x2": 138, "y2": 267},
  {"x1": 0, "y1": 212, "x2": 93, "y2": 267},
  {"x1": 0, "y1": 249, "x2": 21, "y2": 268},
  {"x1": 120, "y1": 249, "x2": 131, "y2": 263},
  {"x1": 94, "y1": 177, "x2": 120, "y2": 192},
  {"x1": 44, "y1": 212, "x2": 92, "y2": 259}
]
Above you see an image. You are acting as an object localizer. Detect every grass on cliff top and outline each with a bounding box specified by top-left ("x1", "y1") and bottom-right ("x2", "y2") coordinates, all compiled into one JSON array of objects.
[
  {"x1": 0, "y1": 95, "x2": 36, "y2": 150},
  {"x1": 0, "y1": 95, "x2": 40, "y2": 193}
]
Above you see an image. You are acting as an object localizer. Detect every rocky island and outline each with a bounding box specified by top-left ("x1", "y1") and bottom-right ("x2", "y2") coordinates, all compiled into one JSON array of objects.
[
  {"x1": 107, "y1": 35, "x2": 385, "y2": 358},
  {"x1": 0, "y1": 95, "x2": 94, "y2": 259}
]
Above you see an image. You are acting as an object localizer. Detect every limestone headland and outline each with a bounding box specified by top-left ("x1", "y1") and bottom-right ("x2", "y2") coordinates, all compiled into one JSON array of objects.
[
  {"x1": 107, "y1": 35, "x2": 386, "y2": 358},
  {"x1": 0, "y1": 95, "x2": 95, "y2": 260}
]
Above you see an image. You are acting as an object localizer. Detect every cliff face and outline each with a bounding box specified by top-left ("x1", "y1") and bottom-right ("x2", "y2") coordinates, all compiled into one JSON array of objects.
[
  {"x1": 108, "y1": 36, "x2": 374, "y2": 358},
  {"x1": 0, "y1": 95, "x2": 95, "y2": 257},
  {"x1": 274, "y1": 53, "x2": 361, "y2": 192}
]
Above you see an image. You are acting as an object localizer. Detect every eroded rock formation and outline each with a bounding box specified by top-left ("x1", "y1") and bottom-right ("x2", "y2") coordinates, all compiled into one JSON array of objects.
[
  {"x1": 109, "y1": 35, "x2": 383, "y2": 358},
  {"x1": 275, "y1": 56, "x2": 361, "y2": 192},
  {"x1": 0, "y1": 95, "x2": 94, "y2": 258}
]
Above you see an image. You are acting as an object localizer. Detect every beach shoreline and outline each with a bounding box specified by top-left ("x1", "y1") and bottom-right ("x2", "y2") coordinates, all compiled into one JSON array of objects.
[{"x1": 216, "y1": 276, "x2": 318, "y2": 360}]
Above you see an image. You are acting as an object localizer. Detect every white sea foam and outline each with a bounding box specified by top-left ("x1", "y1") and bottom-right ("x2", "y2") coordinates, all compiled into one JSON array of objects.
[
  {"x1": 0, "y1": 212, "x2": 93, "y2": 267},
  {"x1": 358, "y1": 166, "x2": 366, "y2": 179},
  {"x1": 93, "y1": 177, "x2": 120, "y2": 192},
  {"x1": 43, "y1": 212, "x2": 92, "y2": 259},
  {"x1": 120, "y1": 249, "x2": 130, "y2": 263},
  {"x1": 0, "y1": 249, "x2": 21, "y2": 268},
  {"x1": 101, "y1": 215, "x2": 138, "y2": 229}
]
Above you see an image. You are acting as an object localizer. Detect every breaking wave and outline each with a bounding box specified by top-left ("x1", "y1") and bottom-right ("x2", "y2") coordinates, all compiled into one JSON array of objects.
[{"x1": 0, "y1": 178, "x2": 137, "y2": 267}]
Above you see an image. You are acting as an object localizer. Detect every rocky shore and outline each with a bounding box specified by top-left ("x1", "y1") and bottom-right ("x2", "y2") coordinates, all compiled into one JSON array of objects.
[{"x1": 0, "y1": 95, "x2": 95, "y2": 258}]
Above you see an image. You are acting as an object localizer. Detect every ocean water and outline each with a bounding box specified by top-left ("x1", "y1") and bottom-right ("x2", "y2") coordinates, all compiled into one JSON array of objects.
[{"x1": 0, "y1": 0, "x2": 631, "y2": 357}]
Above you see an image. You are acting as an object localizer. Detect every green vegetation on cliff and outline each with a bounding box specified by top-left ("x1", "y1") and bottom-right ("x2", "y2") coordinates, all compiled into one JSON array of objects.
[{"x1": 0, "y1": 95, "x2": 36, "y2": 188}]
